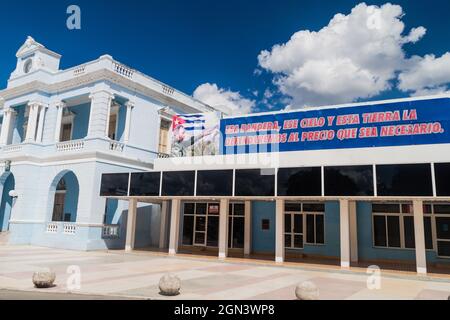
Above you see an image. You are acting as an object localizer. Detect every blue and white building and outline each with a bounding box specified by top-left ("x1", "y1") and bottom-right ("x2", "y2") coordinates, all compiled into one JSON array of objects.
[
  {"x1": 2, "y1": 37, "x2": 450, "y2": 277},
  {"x1": 0, "y1": 37, "x2": 228, "y2": 250}
]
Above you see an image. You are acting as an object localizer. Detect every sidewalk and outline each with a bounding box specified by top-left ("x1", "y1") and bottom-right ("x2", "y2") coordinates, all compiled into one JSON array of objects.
[{"x1": 0, "y1": 245, "x2": 449, "y2": 300}]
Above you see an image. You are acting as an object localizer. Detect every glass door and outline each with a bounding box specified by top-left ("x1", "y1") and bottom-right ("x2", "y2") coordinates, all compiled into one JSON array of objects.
[
  {"x1": 285, "y1": 213, "x2": 303, "y2": 249},
  {"x1": 194, "y1": 203, "x2": 207, "y2": 246},
  {"x1": 206, "y1": 204, "x2": 219, "y2": 247},
  {"x1": 228, "y1": 203, "x2": 245, "y2": 249}
]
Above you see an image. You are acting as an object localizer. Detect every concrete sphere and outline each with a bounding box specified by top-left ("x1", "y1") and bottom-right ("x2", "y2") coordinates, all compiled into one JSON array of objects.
[
  {"x1": 159, "y1": 274, "x2": 181, "y2": 296},
  {"x1": 32, "y1": 271, "x2": 56, "y2": 288},
  {"x1": 295, "y1": 281, "x2": 319, "y2": 300}
]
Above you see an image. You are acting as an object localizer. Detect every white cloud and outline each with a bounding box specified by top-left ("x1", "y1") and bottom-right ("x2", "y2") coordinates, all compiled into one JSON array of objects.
[
  {"x1": 398, "y1": 53, "x2": 450, "y2": 94},
  {"x1": 193, "y1": 83, "x2": 255, "y2": 115},
  {"x1": 253, "y1": 68, "x2": 263, "y2": 76},
  {"x1": 263, "y1": 88, "x2": 273, "y2": 99},
  {"x1": 402, "y1": 26, "x2": 427, "y2": 43},
  {"x1": 257, "y1": 2, "x2": 429, "y2": 108}
]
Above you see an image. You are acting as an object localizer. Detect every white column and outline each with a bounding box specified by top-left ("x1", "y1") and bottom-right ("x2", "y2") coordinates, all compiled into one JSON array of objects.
[
  {"x1": 349, "y1": 201, "x2": 358, "y2": 263},
  {"x1": 218, "y1": 198, "x2": 229, "y2": 259},
  {"x1": 35, "y1": 105, "x2": 47, "y2": 143},
  {"x1": 54, "y1": 102, "x2": 66, "y2": 142},
  {"x1": 275, "y1": 199, "x2": 285, "y2": 263},
  {"x1": 159, "y1": 201, "x2": 169, "y2": 249},
  {"x1": 0, "y1": 109, "x2": 14, "y2": 145},
  {"x1": 123, "y1": 101, "x2": 134, "y2": 144},
  {"x1": 125, "y1": 199, "x2": 137, "y2": 251},
  {"x1": 244, "y1": 200, "x2": 252, "y2": 256},
  {"x1": 413, "y1": 200, "x2": 427, "y2": 275},
  {"x1": 340, "y1": 199, "x2": 351, "y2": 268},
  {"x1": 168, "y1": 199, "x2": 180, "y2": 255},
  {"x1": 25, "y1": 102, "x2": 40, "y2": 142},
  {"x1": 87, "y1": 91, "x2": 114, "y2": 138},
  {"x1": 104, "y1": 99, "x2": 113, "y2": 138}
]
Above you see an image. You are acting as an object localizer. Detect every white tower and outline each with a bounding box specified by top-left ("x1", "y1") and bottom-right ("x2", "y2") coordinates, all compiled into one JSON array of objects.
[{"x1": 10, "y1": 36, "x2": 61, "y2": 80}]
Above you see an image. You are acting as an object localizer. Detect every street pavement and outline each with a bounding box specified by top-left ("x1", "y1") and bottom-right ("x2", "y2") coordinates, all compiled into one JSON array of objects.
[{"x1": 0, "y1": 245, "x2": 449, "y2": 300}]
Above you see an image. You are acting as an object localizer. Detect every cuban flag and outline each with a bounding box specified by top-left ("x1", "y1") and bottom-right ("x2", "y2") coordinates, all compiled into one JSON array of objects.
[{"x1": 172, "y1": 114, "x2": 206, "y2": 132}]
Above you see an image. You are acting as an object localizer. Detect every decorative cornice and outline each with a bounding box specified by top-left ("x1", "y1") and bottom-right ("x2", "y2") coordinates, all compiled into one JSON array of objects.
[
  {"x1": 89, "y1": 89, "x2": 115, "y2": 101},
  {"x1": 125, "y1": 101, "x2": 135, "y2": 109},
  {"x1": 4, "y1": 108, "x2": 17, "y2": 115},
  {"x1": 158, "y1": 106, "x2": 176, "y2": 121},
  {"x1": 0, "y1": 69, "x2": 211, "y2": 114},
  {"x1": 0, "y1": 149, "x2": 154, "y2": 170},
  {"x1": 16, "y1": 36, "x2": 61, "y2": 59},
  {"x1": 27, "y1": 100, "x2": 44, "y2": 108},
  {"x1": 53, "y1": 101, "x2": 67, "y2": 109}
]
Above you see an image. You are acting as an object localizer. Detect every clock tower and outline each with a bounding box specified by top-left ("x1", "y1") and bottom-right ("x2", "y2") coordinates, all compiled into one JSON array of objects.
[{"x1": 10, "y1": 36, "x2": 61, "y2": 80}]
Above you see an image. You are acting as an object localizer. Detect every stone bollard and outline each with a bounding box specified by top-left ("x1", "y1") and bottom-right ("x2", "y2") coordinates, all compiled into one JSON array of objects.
[
  {"x1": 159, "y1": 274, "x2": 181, "y2": 296},
  {"x1": 32, "y1": 271, "x2": 56, "y2": 288},
  {"x1": 295, "y1": 281, "x2": 319, "y2": 300}
]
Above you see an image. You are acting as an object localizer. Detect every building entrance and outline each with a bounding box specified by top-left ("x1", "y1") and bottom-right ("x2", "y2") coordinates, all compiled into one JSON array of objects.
[{"x1": 182, "y1": 202, "x2": 220, "y2": 248}]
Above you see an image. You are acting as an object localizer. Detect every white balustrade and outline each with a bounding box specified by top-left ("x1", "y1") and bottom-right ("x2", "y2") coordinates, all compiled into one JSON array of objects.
[
  {"x1": 2, "y1": 145, "x2": 23, "y2": 153},
  {"x1": 73, "y1": 66, "x2": 86, "y2": 76},
  {"x1": 158, "y1": 152, "x2": 170, "y2": 159},
  {"x1": 102, "y1": 224, "x2": 119, "y2": 238},
  {"x1": 162, "y1": 85, "x2": 174, "y2": 96},
  {"x1": 46, "y1": 223, "x2": 59, "y2": 233},
  {"x1": 113, "y1": 62, "x2": 134, "y2": 79},
  {"x1": 63, "y1": 223, "x2": 76, "y2": 235},
  {"x1": 56, "y1": 140, "x2": 85, "y2": 152},
  {"x1": 109, "y1": 141, "x2": 125, "y2": 152}
]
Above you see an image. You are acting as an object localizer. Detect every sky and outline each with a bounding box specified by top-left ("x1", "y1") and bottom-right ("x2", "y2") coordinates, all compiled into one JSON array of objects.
[{"x1": 1, "y1": 0, "x2": 450, "y2": 114}]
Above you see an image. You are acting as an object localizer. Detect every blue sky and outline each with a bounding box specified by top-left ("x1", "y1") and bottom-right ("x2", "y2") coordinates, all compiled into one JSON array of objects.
[{"x1": 1, "y1": 0, "x2": 450, "y2": 113}]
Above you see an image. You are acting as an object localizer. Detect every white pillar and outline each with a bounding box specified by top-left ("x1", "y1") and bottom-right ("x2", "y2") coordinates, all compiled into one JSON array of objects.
[
  {"x1": 54, "y1": 102, "x2": 66, "y2": 142},
  {"x1": 159, "y1": 201, "x2": 169, "y2": 249},
  {"x1": 35, "y1": 105, "x2": 47, "y2": 143},
  {"x1": 25, "y1": 102, "x2": 40, "y2": 142},
  {"x1": 123, "y1": 101, "x2": 134, "y2": 144},
  {"x1": 349, "y1": 201, "x2": 358, "y2": 263},
  {"x1": 218, "y1": 198, "x2": 229, "y2": 259},
  {"x1": 168, "y1": 199, "x2": 180, "y2": 255},
  {"x1": 0, "y1": 109, "x2": 14, "y2": 145},
  {"x1": 87, "y1": 91, "x2": 114, "y2": 139},
  {"x1": 340, "y1": 199, "x2": 351, "y2": 268},
  {"x1": 244, "y1": 200, "x2": 252, "y2": 256},
  {"x1": 413, "y1": 200, "x2": 427, "y2": 275},
  {"x1": 125, "y1": 199, "x2": 137, "y2": 251},
  {"x1": 275, "y1": 199, "x2": 285, "y2": 263},
  {"x1": 104, "y1": 99, "x2": 113, "y2": 138}
]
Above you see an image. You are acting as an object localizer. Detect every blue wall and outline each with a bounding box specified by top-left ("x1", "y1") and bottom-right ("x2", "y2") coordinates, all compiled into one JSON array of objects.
[
  {"x1": 250, "y1": 201, "x2": 340, "y2": 256},
  {"x1": 134, "y1": 204, "x2": 158, "y2": 248},
  {"x1": 104, "y1": 199, "x2": 118, "y2": 224},
  {"x1": 251, "y1": 201, "x2": 275, "y2": 253},
  {"x1": 68, "y1": 104, "x2": 90, "y2": 140},
  {"x1": 356, "y1": 201, "x2": 444, "y2": 263},
  {"x1": 0, "y1": 174, "x2": 14, "y2": 231}
]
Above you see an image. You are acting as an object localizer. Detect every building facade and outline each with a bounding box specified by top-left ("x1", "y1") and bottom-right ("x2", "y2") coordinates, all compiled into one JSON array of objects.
[
  {"x1": 0, "y1": 37, "x2": 227, "y2": 250},
  {"x1": 2, "y1": 37, "x2": 450, "y2": 277},
  {"x1": 101, "y1": 95, "x2": 450, "y2": 276}
]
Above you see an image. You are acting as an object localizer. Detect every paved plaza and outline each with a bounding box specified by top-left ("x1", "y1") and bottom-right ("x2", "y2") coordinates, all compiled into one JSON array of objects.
[{"x1": 0, "y1": 245, "x2": 450, "y2": 300}]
